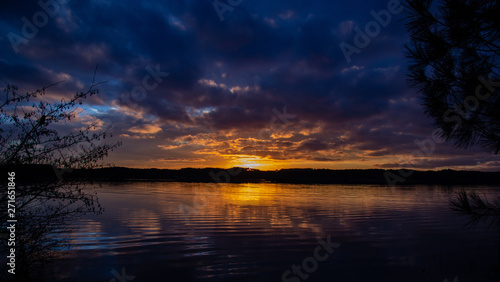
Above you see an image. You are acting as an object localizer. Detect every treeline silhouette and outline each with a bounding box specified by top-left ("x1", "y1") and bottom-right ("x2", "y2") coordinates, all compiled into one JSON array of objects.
[{"x1": 8, "y1": 165, "x2": 499, "y2": 185}]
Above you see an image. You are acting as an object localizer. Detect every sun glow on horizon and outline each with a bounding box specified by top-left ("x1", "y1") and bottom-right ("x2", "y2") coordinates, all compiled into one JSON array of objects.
[{"x1": 229, "y1": 155, "x2": 282, "y2": 170}]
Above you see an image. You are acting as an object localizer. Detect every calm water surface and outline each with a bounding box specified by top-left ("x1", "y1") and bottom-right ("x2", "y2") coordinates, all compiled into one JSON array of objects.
[{"x1": 56, "y1": 183, "x2": 500, "y2": 282}]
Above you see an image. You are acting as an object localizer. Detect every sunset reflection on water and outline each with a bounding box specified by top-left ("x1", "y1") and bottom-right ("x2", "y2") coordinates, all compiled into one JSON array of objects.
[{"x1": 57, "y1": 182, "x2": 500, "y2": 282}]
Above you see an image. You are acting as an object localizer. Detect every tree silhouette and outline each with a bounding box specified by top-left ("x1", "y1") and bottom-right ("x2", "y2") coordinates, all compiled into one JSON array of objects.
[
  {"x1": 0, "y1": 69, "x2": 120, "y2": 281},
  {"x1": 404, "y1": 0, "x2": 500, "y2": 153},
  {"x1": 451, "y1": 190, "x2": 500, "y2": 228},
  {"x1": 404, "y1": 0, "x2": 500, "y2": 234}
]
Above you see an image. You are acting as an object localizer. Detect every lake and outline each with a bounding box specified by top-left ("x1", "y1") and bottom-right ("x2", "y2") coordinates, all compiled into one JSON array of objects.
[{"x1": 53, "y1": 182, "x2": 500, "y2": 282}]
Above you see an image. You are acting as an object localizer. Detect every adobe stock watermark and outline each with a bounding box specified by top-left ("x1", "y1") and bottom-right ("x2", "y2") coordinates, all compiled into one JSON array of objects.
[
  {"x1": 258, "y1": 106, "x2": 297, "y2": 139},
  {"x1": 384, "y1": 74, "x2": 500, "y2": 186},
  {"x1": 6, "y1": 172, "x2": 16, "y2": 275},
  {"x1": 178, "y1": 106, "x2": 297, "y2": 221},
  {"x1": 51, "y1": 165, "x2": 73, "y2": 184},
  {"x1": 92, "y1": 64, "x2": 169, "y2": 143},
  {"x1": 8, "y1": 0, "x2": 69, "y2": 53},
  {"x1": 213, "y1": 0, "x2": 243, "y2": 21},
  {"x1": 178, "y1": 167, "x2": 242, "y2": 223},
  {"x1": 118, "y1": 64, "x2": 169, "y2": 105},
  {"x1": 339, "y1": 0, "x2": 403, "y2": 64},
  {"x1": 110, "y1": 267, "x2": 135, "y2": 282},
  {"x1": 282, "y1": 235, "x2": 341, "y2": 282}
]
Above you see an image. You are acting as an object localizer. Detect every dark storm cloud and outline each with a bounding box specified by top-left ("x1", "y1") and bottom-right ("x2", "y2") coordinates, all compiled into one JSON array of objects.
[{"x1": 1, "y1": 0, "x2": 498, "y2": 169}]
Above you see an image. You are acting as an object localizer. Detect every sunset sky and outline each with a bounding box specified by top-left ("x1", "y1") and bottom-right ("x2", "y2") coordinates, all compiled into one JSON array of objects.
[{"x1": 1, "y1": 0, "x2": 499, "y2": 171}]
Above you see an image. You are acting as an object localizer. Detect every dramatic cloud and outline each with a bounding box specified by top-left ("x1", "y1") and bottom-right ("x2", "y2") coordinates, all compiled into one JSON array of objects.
[{"x1": 1, "y1": 0, "x2": 498, "y2": 170}]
